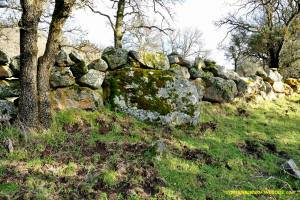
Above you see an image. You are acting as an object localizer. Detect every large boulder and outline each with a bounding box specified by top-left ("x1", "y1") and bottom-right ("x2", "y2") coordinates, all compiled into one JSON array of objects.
[
  {"x1": 169, "y1": 64, "x2": 190, "y2": 79},
  {"x1": 0, "y1": 80, "x2": 20, "y2": 98},
  {"x1": 87, "y1": 58, "x2": 108, "y2": 72},
  {"x1": 237, "y1": 76, "x2": 264, "y2": 97},
  {"x1": 69, "y1": 51, "x2": 84, "y2": 63},
  {"x1": 51, "y1": 86, "x2": 103, "y2": 111},
  {"x1": 101, "y1": 47, "x2": 129, "y2": 70},
  {"x1": 9, "y1": 56, "x2": 20, "y2": 77},
  {"x1": 78, "y1": 69, "x2": 105, "y2": 89},
  {"x1": 56, "y1": 50, "x2": 73, "y2": 67},
  {"x1": 50, "y1": 67, "x2": 75, "y2": 88},
  {"x1": 0, "y1": 100, "x2": 17, "y2": 122},
  {"x1": 203, "y1": 76, "x2": 238, "y2": 103},
  {"x1": 0, "y1": 65, "x2": 13, "y2": 78},
  {"x1": 141, "y1": 52, "x2": 170, "y2": 70},
  {"x1": 0, "y1": 50, "x2": 9, "y2": 65},
  {"x1": 168, "y1": 53, "x2": 181, "y2": 65},
  {"x1": 264, "y1": 69, "x2": 283, "y2": 84},
  {"x1": 105, "y1": 67, "x2": 200, "y2": 126},
  {"x1": 193, "y1": 57, "x2": 205, "y2": 71}
]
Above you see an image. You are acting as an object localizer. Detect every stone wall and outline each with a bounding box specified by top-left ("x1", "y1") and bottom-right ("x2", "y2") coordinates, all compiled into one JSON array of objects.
[{"x1": 0, "y1": 47, "x2": 299, "y2": 126}]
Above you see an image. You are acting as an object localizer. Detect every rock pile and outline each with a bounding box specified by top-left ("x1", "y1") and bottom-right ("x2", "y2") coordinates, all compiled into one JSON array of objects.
[{"x1": 0, "y1": 47, "x2": 299, "y2": 126}]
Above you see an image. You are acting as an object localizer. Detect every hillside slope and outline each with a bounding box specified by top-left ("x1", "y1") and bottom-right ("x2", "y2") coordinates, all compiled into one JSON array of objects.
[{"x1": 0, "y1": 95, "x2": 300, "y2": 200}]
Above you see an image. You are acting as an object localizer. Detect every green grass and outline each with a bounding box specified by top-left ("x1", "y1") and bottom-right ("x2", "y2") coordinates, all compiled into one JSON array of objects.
[{"x1": 0, "y1": 95, "x2": 299, "y2": 199}]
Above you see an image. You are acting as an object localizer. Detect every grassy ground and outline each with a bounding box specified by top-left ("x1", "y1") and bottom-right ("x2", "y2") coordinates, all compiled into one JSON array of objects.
[{"x1": 0, "y1": 94, "x2": 300, "y2": 200}]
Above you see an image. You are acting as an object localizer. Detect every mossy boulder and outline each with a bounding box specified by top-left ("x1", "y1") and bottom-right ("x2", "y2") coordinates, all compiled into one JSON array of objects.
[
  {"x1": 141, "y1": 52, "x2": 170, "y2": 70},
  {"x1": 169, "y1": 64, "x2": 190, "y2": 79},
  {"x1": 105, "y1": 67, "x2": 200, "y2": 126},
  {"x1": 87, "y1": 58, "x2": 108, "y2": 72},
  {"x1": 264, "y1": 69, "x2": 283, "y2": 84},
  {"x1": 193, "y1": 57, "x2": 206, "y2": 70},
  {"x1": 203, "y1": 76, "x2": 238, "y2": 103},
  {"x1": 0, "y1": 99, "x2": 17, "y2": 122},
  {"x1": 237, "y1": 76, "x2": 265, "y2": 97},
  {"x1": 69, "y1": 51, "x2": 84, "y2": 63},
  {"x1": 101, "y1": 47, "x2": 129, "y2": 70},
  {"x1": 51, "y1": 86, "x2": 103, "y2": 111},
  {"x1": 0, "y1": 80, "x2": 20, "y2": 98},
  {"x1": 192, "y1": 78, "x2": 205, "y2": 100},
  {"x1": 78, "y1": 69, "x2": 105, "y2": 89},
  {"x1": 50, "y1": 67, "x2": 75, "y2": 88},
  {"x1": 0, "y1": 65, "x2": 13, "y2": 78},
  {"x1": 189, "y1": 68, "x2": 205, "y2": 79}
]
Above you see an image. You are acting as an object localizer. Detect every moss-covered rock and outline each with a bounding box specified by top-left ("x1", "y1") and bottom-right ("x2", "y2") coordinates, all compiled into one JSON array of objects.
[
  {"x1": 101, "y1": 47, "x2": 129, "y2": 70},
  {"x1": 105, "y1": 67, "x2": 200, "y2": 126},
  {"x1": 189, "y1": 68, "x2": 205, "y2": 79},
  {"x1": 51, "y1": 85, "x2": 103, "y2": 111},
  {"x1": 50, "y1": 67, "x2": 75, "y2": 88},
  {"x1": 203, "y1": 76, "x2": 238, "y2": 103},
  {"x1": 141, "y1": 52, "x2": 170, "y2": 70},
  {"x1": 192, "y1": 78, "x2": 205, "y2": 100},
  {"x1": 0, "y1": 65, "x2": 13, "y2": 78},
  {"x1": 169, "y1": 64, "x2": 190, "y2": 79},
  {"x1": 0, "y1": 80, "x2": 19, "y2": 98},
  {"x1": 56, "y1": 50, "x2": 73, "y2": 67}
]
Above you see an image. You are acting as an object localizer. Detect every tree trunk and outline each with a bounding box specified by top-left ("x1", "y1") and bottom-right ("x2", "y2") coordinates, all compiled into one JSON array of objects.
[
  {"x1": 19, "y1": 0, "x2": 45, "y2": 128},
  {"x1": 37, "y1": 0, "x2": 74, "y2": 128},
  {"x1": 114, "y1": 0, "x2": 125, "y2": 48}
]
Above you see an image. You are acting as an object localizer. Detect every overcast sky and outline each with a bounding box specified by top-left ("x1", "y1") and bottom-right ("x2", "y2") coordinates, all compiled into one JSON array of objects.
[{"x1": 74, "y1": 0, "x2": 237, "y2": 69}]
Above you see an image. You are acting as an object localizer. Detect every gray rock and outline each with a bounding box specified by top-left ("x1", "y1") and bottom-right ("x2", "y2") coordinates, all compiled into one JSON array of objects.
[
  {"x1": 141, "y1": 52, "x2": 170, "y2": 70},
  {"x1": 128, "y1": 50, "x2": 145, "y2": 66},
  {"x1": 192, "y1": 78, "x2": 205, "y2": 100},
  {"x1": 236, "y1": 62, "x2": 263, "y2": 77},
  {"x1": 0, "y1": 50, "x2": 9, "y2": 65},
  {"x1": 168, "y1": 53, "x2": 181, "y2": 65},
  {"x1": 51, "y1": 86, "x2": 103, "y2": 110},
  {"x1": 105, "y1": 67, "x2": 200, "y2": 126},
  {"x1": 283, "y1": 159, "x2": 300, "y2": 179},
  {"x1": 7, "y1": 138, "x2": 13, "y2": 153},
  {"x1": 0, "y1": 100, "x2": 17, "y2": 122},
  {"x1": 169, "y1": 64, "x2": 190, "y2": 79},
  {"x1": 69, "y1": 51, "x2": 84, "y2": 63},
  {"x1": 9, "y1": 56, "x2": 20, "y2": 77},
  {"x1": 102, "y1": 47, "x2": 129, "y2": 70},
  {"x1": 264, "y1": 69, "x2": 283, "y2": 83},
  {"x1": 78, "y1": 69, "x2": 106, "y2": 89},
  {"x1": 237, "y1": 77, "x2": 265, "y2": 97},
  {"x1": 56, "y1": 50, "x2": 73, "y2": 67},
  {"x1": 264, "y1": 81, "x2": 273, "y2": 94},
  {"x1": 203, "y1": 76, "x2": 238, "y2": 103},
  {"x1": 189, "y1": 68, "x2": 205, "y2": 79},
  {"x1": 87, "y1": 58, "x2": 108, "y2": 72},
  {"x1": 50, "y1": 67, "x2": 75, "y2": 88},
  {"x1": 0, "y1": 80, "x2": 20, "y2": 98},
  {"x1": 180, "y1": 59, "x2": 193, "y2": 69},
  {"x1": 0, "y1": 65, "x2": 13, "y2": 78},
  {"x1": 153, "y1": 140, "x2": 168, "y2": 160}
]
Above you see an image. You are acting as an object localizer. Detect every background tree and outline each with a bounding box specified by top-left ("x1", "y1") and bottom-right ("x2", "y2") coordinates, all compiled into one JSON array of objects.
[
  {"x1": 87, "y1": 0, "x2": 181, "y2": 48},
  {"x1": 217, "y1": 0, "x2": 300, "y2": 69}
]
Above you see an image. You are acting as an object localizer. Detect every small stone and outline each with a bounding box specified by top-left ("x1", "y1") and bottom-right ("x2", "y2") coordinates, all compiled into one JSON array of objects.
[
  {"x1": 272, "y1": 82, "x2": 285, "y2": 93},
  {"x1": 50, "y1": 67, "x2": 75, "y2": 88},
  {"x1": 7, "y1": 138, "x2": 13, "y2": 153},
  {"x1": 283, "y1": 159, "x2": 300, "y2": 179}
]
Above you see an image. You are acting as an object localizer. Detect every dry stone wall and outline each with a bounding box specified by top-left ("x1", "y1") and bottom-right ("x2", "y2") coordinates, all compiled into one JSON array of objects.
[{"x1": 0, "y1": 47, "x2": 299, "y2": 126}]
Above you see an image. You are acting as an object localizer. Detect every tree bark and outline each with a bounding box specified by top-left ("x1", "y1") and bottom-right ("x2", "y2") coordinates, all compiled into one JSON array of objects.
[
  {"x1": 114, "y1": 0, "x2": 125, "y2": 48},
  {"x1": 37, "y1": 0, "x2": 75, "y2": 128},
  {"x1": 19, "y1": 0, "x2": 45, "y2": 128}
]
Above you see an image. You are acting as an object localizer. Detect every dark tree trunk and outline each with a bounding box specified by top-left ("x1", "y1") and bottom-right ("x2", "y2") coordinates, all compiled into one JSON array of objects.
[
  {"x1": 114, "y1": 0, "x2": 125, "y2": 48},
  {"x1": 19, "y1": 0, "x2": 45, "y2": 128},
  {"x1": 38, "y1": 0, "x2": 75, "y2": 128}
]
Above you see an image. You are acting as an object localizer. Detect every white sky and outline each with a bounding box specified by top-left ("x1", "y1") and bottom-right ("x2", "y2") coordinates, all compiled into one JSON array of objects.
[{"x1": 74, "y1": 0, "x2": 237, "y2": 69}]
